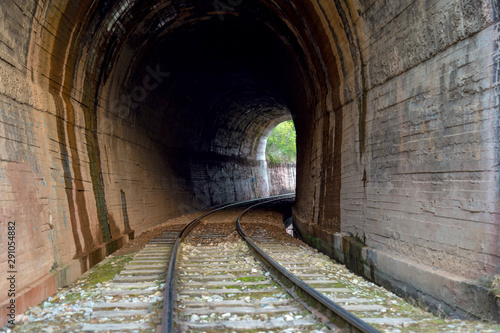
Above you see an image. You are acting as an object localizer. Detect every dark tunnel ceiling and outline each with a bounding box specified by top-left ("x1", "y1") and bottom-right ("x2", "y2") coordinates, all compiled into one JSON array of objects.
[{"x1": 103, "y1": 0, "x2": 313, "y2": 158}]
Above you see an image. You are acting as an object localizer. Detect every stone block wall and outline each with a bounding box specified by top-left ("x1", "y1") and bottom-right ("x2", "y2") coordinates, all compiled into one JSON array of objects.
[
  {"x1": 267, "y1": 163, "x2": 296, "y2": 196},
  {"x1": 293, "y1": 0, "x2": 499, "y2": 320},
  {"x1": 0, "y1": 0, "x2": 196, "y2": 323}
]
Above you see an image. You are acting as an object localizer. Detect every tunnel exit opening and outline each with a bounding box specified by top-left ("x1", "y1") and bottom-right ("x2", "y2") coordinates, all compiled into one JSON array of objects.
[
  {"x1": 265, "y1": 120, "x2": 297, "y2": 164},
  {"x1": 262, "y1": 119, "x2": 297, "y2": 196}
]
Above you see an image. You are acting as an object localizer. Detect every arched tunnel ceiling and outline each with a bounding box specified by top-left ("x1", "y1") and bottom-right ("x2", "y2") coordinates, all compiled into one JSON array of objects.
[
  {"x1": 91, "y1": 0, "x2": 319, "y2": 159},
  {"x1": 30, "y1": 0, "x2": 330, "y2": 217}
]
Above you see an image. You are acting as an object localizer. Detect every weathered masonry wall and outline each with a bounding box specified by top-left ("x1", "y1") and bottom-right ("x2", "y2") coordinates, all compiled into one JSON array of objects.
[
  {"x1": 268, "y1": 163, "x2": 297, "y2": 196},
  {"x1": 0, "y1": 2, "x2": 195, "y2": 321},
  {"x1": 293, "y1": 0, "x2": 500, "y2": 321}
]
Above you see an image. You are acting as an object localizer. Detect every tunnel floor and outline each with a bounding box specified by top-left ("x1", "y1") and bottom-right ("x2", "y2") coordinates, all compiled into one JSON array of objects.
[{"x1": 3, "y1": 206, "x2": 499, "y2": 332}]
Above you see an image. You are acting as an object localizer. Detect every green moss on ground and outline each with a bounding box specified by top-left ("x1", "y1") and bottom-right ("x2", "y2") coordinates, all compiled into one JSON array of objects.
[
  {"x1": 78, "y1": 254, "x2": 134, "y2": 289},
  {"x1": 235, "y1": 276, "x2": 267, "y2": 282}
]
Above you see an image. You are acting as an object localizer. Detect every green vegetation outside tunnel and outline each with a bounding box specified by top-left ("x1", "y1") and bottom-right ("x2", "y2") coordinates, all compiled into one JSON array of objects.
[{"x1": 265, "y1": 120, "x2": 296, "y2": 165}]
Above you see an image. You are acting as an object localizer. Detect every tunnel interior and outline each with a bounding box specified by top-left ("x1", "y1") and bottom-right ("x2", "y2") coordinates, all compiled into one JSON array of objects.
[
  {"x1": 26, "y1": 0, "x2": 316, "y2": 268},
  {"x1": 98, "y1": 1, "x2": 309, "y2": 211},
  {"x1": 114, "y1": 9, "x2": 297, "y2": 150},
  {"x1": 1, "y1": 0, "x2": 499, "y2": 324}
]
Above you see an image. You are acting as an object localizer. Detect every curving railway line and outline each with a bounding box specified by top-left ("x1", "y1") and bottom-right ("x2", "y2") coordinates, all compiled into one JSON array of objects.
[
  {"x1": 162, "y1": 195, "x2": 389, "y2": 332},
  {"x1": 77, "y1": 194, "x2": 415, "y2": 332},
  {"x1": 11, "y1": 195, "x2": 495, "y2": 332}
]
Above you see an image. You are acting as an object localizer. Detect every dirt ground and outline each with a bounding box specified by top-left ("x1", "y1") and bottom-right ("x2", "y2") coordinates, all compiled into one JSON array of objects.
[
  {"x1": 110, "y1": 202, "x2": 296, "y2": 255},
  {"x1": 110, "y1": 211, "x2": 205, "y2": 256}
]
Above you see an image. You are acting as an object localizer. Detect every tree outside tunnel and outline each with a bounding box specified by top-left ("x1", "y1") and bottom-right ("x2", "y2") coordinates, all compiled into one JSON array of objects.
[{"x1": 265, "y1": 120, "x2": 297, "y2": 165}]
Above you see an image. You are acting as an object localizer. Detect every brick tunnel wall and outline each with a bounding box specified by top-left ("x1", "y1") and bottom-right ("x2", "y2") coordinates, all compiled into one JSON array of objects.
[
  {"x1": 0, "y1": 1, "x2": 298, "y2": 321},
  {"x1": 292, "y1": 0, "x2": 499, "y2": 320},
  {"x1": 268, "y1": 163, "x2": 297, "y2": 196},
  {"x1": 0, "y1": 0, "x2": 499, "y2": 324},
  {"x1": 0, "y1": 3, "x2": 195, "y2": 316}
]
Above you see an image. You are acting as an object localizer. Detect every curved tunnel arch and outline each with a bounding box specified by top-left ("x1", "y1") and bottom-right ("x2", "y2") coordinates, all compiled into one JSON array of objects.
[
  {"x1": 23, "y1": 0, "x2": 358, "y2": 279},
  {"x1": 28, "y1": 0, "x2": 346, "y2": 219}
]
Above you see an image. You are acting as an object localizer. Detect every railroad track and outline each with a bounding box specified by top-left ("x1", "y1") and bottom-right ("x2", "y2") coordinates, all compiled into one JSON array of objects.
[
  {"x1": 8, "y1": 196, "x2": 498, "y2": 332},
  {"x1": 237, "y1": 200, "x2": 418, "y2": 331},
  {"x1": 71, "y1": 195, "x2": 416, "y2": 332},
  {"x1": 80, "y1": 228, "x2": 185, "y2": 332},
  {"x1": 162, "y1": 195, "x2": 392, "y2": 332}
]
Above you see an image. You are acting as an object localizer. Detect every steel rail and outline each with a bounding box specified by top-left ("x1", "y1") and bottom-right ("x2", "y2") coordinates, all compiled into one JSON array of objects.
[
  {"x1": 161, "y1": 193, "x2": 295, "y2": 332},
  {"x1": 236, "y1": 198, "x2": 381, "y2": 333}
]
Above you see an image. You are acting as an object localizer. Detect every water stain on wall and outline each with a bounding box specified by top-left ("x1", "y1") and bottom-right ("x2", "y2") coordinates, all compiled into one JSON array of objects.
[
  {"x1": 46, "y1": 1, "x2": 112, "y2": 257},
  {"x1": 121, "y1": 189, "x2": 131, "y2": 232}
]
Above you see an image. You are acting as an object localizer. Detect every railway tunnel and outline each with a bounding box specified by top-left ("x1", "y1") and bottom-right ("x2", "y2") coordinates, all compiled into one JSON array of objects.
[{"x1": 0, "y1": 0, "x2": 499, "y2": 325}]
